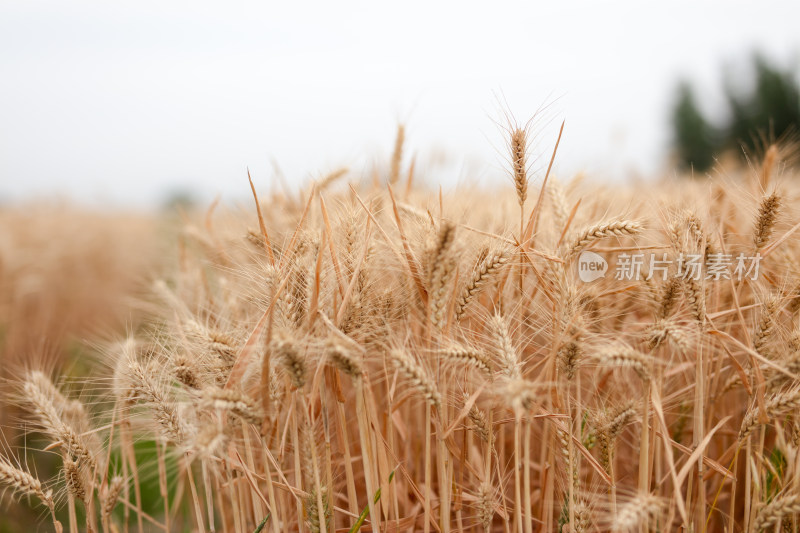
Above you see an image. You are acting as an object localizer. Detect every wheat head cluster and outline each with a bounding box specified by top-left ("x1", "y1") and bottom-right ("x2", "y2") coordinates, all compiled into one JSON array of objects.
[{"x1": 2, "y1": 125, "x2": 800, "y2": 533}]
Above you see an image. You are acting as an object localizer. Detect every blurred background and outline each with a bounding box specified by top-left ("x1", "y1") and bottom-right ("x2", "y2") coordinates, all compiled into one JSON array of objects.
[{"x1": 1, "y1": 0, "x2": 799, "y2": 208}]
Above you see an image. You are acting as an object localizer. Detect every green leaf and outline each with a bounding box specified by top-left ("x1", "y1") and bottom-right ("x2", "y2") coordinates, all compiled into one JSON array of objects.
[
  {"x1": 253, "y1": 513, "x2": 271, "y2": 533},
  {"x1": 348, "y1": 470, "x2": 395, "y2": 533}
]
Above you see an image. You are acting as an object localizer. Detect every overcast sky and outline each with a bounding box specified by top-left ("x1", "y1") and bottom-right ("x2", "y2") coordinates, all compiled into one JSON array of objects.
[{"x1": 1, "y1": 0, "x2": 799, "y2": 207}]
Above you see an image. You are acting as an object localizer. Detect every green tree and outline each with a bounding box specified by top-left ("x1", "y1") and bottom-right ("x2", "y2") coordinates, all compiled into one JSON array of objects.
[
  {"x1": 671, "y1": 53, "x2": 800, "y2": 172},
  {"x1": 724, "y1": 54, "x2": 800, "y2": 152},
  {"x1": 672, "y1": 82, "x2": 717, "y2": 172}
]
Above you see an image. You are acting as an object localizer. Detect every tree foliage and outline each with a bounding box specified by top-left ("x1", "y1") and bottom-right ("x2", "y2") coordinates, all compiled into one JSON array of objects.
[{"x1": 671, "y1": 54, "x2": 800, "y2": 173}]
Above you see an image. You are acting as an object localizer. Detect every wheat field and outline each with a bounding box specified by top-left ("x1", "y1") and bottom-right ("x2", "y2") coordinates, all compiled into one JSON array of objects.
[{"x1": 2, "y1": 126, "x2": 800, "y2": 533}]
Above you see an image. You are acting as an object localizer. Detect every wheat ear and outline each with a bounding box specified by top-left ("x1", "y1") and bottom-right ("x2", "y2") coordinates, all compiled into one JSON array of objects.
[
  {"x1": 595, "y1": 403, "x2": 638, "y2": 473},
  {"x1": 102, "y1": 475, "x2": 125, "y2": 524},
  {"x1": 64, "y1": 457, "x2": 85, "y2": 502},
  {"x1": 557, "y1": 338, "x2": 582, "y2": 381},
  {"x1": 173, "y1": 354, "x2": 204, "y2": 389},
  {"x1": 200, "y1": 386, "x2": 263, "y2": 425},
  {"x1": 0, "y1": 455, "x2": 61, "y2": 531},
  {"x1": 754, "y1": 192, "x2": 781, "y2": 250},
  {"x1": 657, "y1": 278, "x2": 681, "y2": 320},
  {"x1": 594, "y1": 345, "x2": 653, "y2": 381},
  {"x1": 128, "y1": 360, "x2": 190, "y2": 444},
  {"x1": 326, "y1": 340, "x2": 362, "y2": 380},
  {"x1": 454, "y1": 249, "x2": 510, "y2": 321},
  {"x1": 23, "y1": 376, "x2": 98, "y2": 472},
  {"x1": 753, "y1": 295, "x2": 779, "y2": 356},
  {"x1": 752, "y1": 493, "x2": 800, "y2": 532},
  {"x1": 467, "y1": 402, "x2": 491, "y2": 442},
  {"x1": 682, "y1": 277, "x2": 706, "y2": 324},
  {"x1": 489, "y1": 313, "x2": 520, "y2": 379},
  {"x1": 0, "y1": 457, "x2": 52, "y2": 506},
  {"x1": 428, "y1": 221, "x2": 456, "y2": 330},
  {"x1": 611, "y1": 494, "x2": 661, "y2": 532},
  {"x1": 511, "y1": 128, "x2": 528, "y2": 207},
  {"x1": 739, "y1": 387, "x2": 800, "y2": 441},
  {"x1": 441, "y1": 345, "x2": 492, "y2": 376},
  {"x1": 272, "y1": 333, "x2": 307, "y2": 389},
  {"x1": 476, "y1": 482, "x2": 494, "y2": 532},
  {"x1": 566, "y1": 220, "x2": 642, "y2": 259},
  {"x1": 184, "y1": 319, "x2": 238, "y2": 365},
  {"x1": 389, "y1": 349, "x2": 441, "y2": 408}
]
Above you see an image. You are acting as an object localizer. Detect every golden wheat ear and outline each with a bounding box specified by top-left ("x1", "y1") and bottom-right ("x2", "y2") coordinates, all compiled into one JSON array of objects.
[
  {"x1": 441, "y1": 344, "x2": 492, "y2": 376},
  {"x1": 454, "y1": 248, "x2": 510, "y2": 322},
  {"x1": 752, "y1": 492, "x2": 800, "y2": 532},
  {"x1": 0, "y1": 455, "x2": 54, "y2": 507},
  {"x1": 101, "y1": 476, "x2": 125, "y2": 524},
  {"x1": 593, "y1": 402, "x2": 638, "y2": 473},
  {"x1": 511, "y1": 127, "x2": 529, "y2": 208},
  {"x1": 475, "y1": 481, "x2": 495, "y2": 532},
  {"x1": 63, "y1": 457, "x2": 86, "y2": 502},
  {"x1": 199, "y1": 386, "x2": 263, "y2": 426},
  {"x1": 126, "y1": 359, "x2": 191, "y2": 445},
  {"x1": 389, "y1": 348, "x2": 441, "y2": 408},
  {"x1": 610, "y1": 494, "x2": 663, "y2": 533},
  {"x1": 0, "y1": 455, "x2": 62, "y2": 532},
  {"x1": 752, "y1": 295, "x2": 780, "y2": 356},
  {"x1": 272, "y1": 331, "x2": 307, "y2": 389},
  {"x1": 488, "y1": 313, "x2": 520, "y2": 380},
  {"x1": 325, "y1": 339, "x2": 363, "y2": 380},
  {"x1": 753, "y1": 192, "x2": 782, "y2": 250},
  {"x1": 427, "y1": 221, "x2": 457, "y2": 330},
  {"x1": 739, "y1": 386, "x2": 800, "y2": 441},
  {"x1": 566, "y1": 219, "x2": 643, "y2": 260},
  {"x1": 22, "y1": 373, "x2": 100, "y2": 472},
  {"x1": 593, "y1": 345, "x2": 653, "y2": 382}
]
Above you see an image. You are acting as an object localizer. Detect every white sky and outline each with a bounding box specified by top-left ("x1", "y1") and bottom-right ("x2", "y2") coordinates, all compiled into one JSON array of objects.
[{"x1": 1, "y1": 0, "x2": 799, "y2": 206}]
